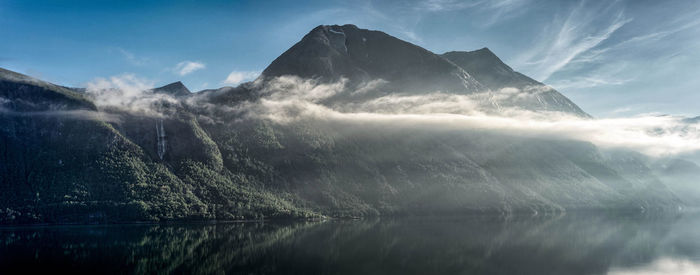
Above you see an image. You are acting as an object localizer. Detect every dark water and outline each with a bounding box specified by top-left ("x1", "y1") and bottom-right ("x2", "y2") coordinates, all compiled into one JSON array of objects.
[{"x1": 2, "y1": 213, "x2": 700, "y2": 275}]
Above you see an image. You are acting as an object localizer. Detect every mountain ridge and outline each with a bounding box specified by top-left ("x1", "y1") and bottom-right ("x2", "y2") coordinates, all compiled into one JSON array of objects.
[
  {"x1": 262, "y1": 24, "x2": 484, "y2": 94},
  {"x1": 261, "y1": 24, "x2": 588, "y2": 116}
]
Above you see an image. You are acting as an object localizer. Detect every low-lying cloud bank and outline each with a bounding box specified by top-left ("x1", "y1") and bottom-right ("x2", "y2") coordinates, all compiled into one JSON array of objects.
[
  {"x1": 85, "y1": 74, "x2": 178, "y2": 117},
  {"x1": 0, "y1": 107, "x2": 121, "y2": 123},
  {"x1": 80, "y1": 74, "x2": 700, "y2": 157},
  {"x1": 249, "y1": 76, "x2": 700, "y2": 157}
]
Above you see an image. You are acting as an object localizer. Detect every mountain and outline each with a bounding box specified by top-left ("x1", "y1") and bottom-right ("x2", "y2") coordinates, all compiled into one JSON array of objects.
[
  {"x1": 263, "y1": 24, "x2": 484, "y2": 96},
  {"x1": 0, "y1": 25, "x2": 686, "y2": 224},
  {"x1": 262, "y1": 24, "x2": 587, "y2": 116}
]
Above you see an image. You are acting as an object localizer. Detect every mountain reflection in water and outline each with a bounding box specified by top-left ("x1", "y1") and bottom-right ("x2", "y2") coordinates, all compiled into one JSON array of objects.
[{"x1": 2, "y1": 213, "x2": 700, "y2": 274}]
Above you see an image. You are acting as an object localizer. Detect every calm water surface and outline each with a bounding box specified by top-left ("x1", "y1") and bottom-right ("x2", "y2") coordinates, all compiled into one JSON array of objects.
[{"x1": 2, "y1": 213, "x2": 700, "y2": 274}]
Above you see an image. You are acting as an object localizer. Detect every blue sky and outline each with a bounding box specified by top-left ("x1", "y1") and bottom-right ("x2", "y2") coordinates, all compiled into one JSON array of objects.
[{"x1": 1, "y1": 0, "x2": 699, "y2": 117}]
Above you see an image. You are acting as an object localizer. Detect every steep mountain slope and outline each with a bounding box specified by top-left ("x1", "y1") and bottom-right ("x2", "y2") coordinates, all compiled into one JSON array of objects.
[{"x1": 442, "y1": 49, "x2": 588, "y2": 116}]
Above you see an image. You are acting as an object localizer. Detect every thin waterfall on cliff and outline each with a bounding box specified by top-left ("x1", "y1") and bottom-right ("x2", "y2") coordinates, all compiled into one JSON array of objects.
[{"x1": 156, "y1": 119, "x2": 166, "y2": 160}]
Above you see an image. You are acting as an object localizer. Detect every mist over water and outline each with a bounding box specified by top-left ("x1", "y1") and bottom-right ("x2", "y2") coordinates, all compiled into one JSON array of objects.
[{"x1": 2, "y1": 213, "x2": 700, "y2": 274}]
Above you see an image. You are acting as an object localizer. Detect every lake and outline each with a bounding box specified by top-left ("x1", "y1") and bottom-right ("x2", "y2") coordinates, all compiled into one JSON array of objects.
[{"x1": 2, "y1": 213, "x2": 700, "y2": 274}]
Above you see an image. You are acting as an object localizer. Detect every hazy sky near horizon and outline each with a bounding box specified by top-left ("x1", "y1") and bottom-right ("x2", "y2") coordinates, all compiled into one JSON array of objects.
[{"x1": 1, "y1": 0, "x2": 699, "y2": 117}]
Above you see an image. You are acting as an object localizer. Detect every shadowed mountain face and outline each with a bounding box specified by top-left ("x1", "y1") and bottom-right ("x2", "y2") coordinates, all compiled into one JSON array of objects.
[
  {"x1": 0, "y1": 24, "x2": 690, "y2": 224},
  {"x1": 263, "y1": 24, "x2": 484, "y2": 95}
]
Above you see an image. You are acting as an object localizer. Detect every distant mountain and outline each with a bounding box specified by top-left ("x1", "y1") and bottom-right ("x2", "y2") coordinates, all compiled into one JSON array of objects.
[
  {"x1": 153, "y1": 81, "x2": 191, "y2": 97},
  {"x1": 0, "y1": 25, "x2": 688, "y2": 224},
  {"x1": 683, "y1": 116, "x2": 700, "y2": 124},
  {"x1": 0, "y1": 68, "x2": 95, "y2": 111}
]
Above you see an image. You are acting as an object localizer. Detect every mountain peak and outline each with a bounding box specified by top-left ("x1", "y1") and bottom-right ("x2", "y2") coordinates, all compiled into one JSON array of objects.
[
  {"x1": 441, "y1": 48, "x2": 530, "y2": 90},
  {"x1": 262, "y1": 24, "x2": 483, "y2": 94},
  {"x1": 153, "y1": 81, "x2": 191, "y2": 97},
  {"x1": 315, "y1": 24, "x2": 359, "y2": 30},
  {"x1": 442, "y1": 48, "x2": 512, "y2": 75},
  {"x1": 463, "y1": 47, "x2": 496, "y2": 57},
  {"x1": 474, "y1": 47, "x2": 494, "y2": 54},
  {"x1": 307, "y1": 24, "x2": 359, "y2": 35}
]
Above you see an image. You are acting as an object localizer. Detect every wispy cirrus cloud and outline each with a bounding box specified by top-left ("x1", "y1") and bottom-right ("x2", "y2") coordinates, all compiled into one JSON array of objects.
[
  {"x1": 548, "y1": 61, "x2": 634, "y2": 90},
  {"x1": 420, "y1": 0, "x2": 526, "y2": 13},
  {"x1": 419, "y1": 0, "x2": 530, "y2": 27},
  {"x1": 115, "y1": 48, "x2": 150, "y2": 66},
  {"x1": 173, "y1": 61, "x2": 206, "y2": 76},
  {"x1": 515, "y1": 2, "x2": 631, "y2": 82},
  {"x1": 525, "y1": 1, "x2": 700, "y2": 116},
  {"x1": 420, "y1": 0, "x2": 483, "y2": 12},
  {"x1": 479, "y1": 0, "x2": 531, "y2": 27}
]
